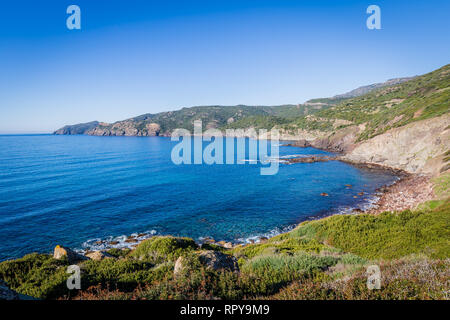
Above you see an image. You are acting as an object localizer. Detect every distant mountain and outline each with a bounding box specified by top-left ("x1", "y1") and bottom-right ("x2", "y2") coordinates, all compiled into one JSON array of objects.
[
  {"x1": 304, "y1": 76, "x2": 416, "y2": 106},
  {"x1": 53, "y1": 121, "x2": 99, "y2": 135},
  {"x1": 331, "y1": 76, "x2": 416, "y2": 99},
  {"x1": 53, "y1": 104, "x2": 330, "y2": 137},
  {"x1": 53, "y1": 72, "x2": 429, "y2": 139}
]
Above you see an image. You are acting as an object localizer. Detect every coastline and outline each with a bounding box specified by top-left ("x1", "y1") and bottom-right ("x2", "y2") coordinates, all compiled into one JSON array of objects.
[
  {"x1": 76, "y1": 149, "x2": 427, "y2": 254},
  {"x1": 0, "y1": 142, "x2": 435, "y2": 260}
]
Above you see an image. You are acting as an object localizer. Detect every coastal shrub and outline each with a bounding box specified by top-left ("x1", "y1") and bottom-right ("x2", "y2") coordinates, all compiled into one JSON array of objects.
[
  {"x1": 289, "y1": 200, "x2": 450, "y2": 260},
  {"x1": 200, "y1": 243, "x2": 226, "y2": 252},
  {"x1": 130, "y1": 252, "x2": 243, "y2": 300},
  {"x1": 80, "y1": 258, "x2": 172, "y2": 292},
  {"x1": 231, "y1": 236, "x2": 326, "y2": 261},
  {"x1": 106, "y1": 248, "x2": 131, "y2": 258},
  {"x1": 338, "y1": 253, "x2": 367, "y2": 265},
  {"x1": 0, "y1": 253, "x2": 70, "y2": 299},
  {"x1": 129, "y1": 236, "x2": 198, "y2": 263},
  {"x1": 239, "y1": 253, "x2": 338, "y2": 295},
  {"x1": 270, "y1": 258, "x2": 450, "y2": 300},
  {"x1": 433, "y1": 172, "x2": 450, "y2": 199}
]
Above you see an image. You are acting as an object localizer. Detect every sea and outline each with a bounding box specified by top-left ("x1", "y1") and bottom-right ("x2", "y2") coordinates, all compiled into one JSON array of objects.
[{"x1": 0, "y1": 134, "x2": 397, "y2": 261}]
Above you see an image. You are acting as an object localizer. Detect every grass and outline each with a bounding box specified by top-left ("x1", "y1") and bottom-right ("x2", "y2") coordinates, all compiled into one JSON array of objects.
[
  {"x1": 129, "y1": 236, "x2": 198, "y2": 263},
  {"x1": 288, "y1": 199, "x2": 450, "y2": 260},
  {"x1": 269, "y1": 258, "x2": 450, "y2": 300},
  {"x1": 1, "y1": 199, "x2": 448, "y2": 300},
  {"x1": 433, "y1": 172, "x2": 450, "y2": 199}
]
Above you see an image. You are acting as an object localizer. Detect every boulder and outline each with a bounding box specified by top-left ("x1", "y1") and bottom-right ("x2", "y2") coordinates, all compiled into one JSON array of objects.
[
  {"x1": 259, "y1": 237, "x2": 269, "y2": 243},
  {"x1": 53, "y1": 245, "x2": 86, "y2": 263},
  {"x1": 0, "y1": 280, "x2": 19, "y2": 300},
  {"x1": 198, "y1": 250, "x2": 239, "y2": 273},
  {"x1": 85, "y1": 250, "x2": 114, "y2": 261},
  {"x1": 223, "y1": 242, "x2": 233, "y2": 249},
  {"x1": 174, "y1": 256, "x2": 186, "y2": 277}
]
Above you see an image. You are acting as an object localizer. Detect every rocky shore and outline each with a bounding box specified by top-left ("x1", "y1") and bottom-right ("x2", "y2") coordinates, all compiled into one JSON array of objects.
[{"x1": 367, "y1": 174, "x2": 435, "y2": 214}]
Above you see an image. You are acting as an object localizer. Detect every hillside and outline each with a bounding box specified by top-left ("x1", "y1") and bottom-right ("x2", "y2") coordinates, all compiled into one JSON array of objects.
[
  {"x1": 53, "y1": 73, "x2": 418, "y2": 137},
  {"x1": 54, "y1": 65, "x2": 449, "y2": 175},
  {"x1": 54, "y1": 104, "x2": 329, "y2": 137},
  {"x1": 1, "y1": 197, "x2": 448, "y2": 300}
]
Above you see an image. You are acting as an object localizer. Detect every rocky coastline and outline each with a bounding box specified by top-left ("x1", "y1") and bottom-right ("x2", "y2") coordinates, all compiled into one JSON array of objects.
[{"x1": 68, "y1": 144, "x2": 433, "y2": 257}]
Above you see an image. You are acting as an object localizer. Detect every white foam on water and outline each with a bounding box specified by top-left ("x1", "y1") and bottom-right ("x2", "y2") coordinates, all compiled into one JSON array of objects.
[{"x1": 78, "y1": 229, "x2": 157, "y2": 253}]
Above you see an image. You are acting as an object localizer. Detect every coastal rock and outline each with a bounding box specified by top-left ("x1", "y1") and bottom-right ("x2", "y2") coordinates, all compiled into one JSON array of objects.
[
  {"x1": 0, "y1": 280, "x2": 19, "y2": 300},
  {"x1": 289, "y1": 139, "x2": 311, "y2": 148},
  {"x1": 198, "y1": 250, "x2": 240, "y2": 273},
  {"x1": 85, "y1": 251, "x2": 114, "y2": 261},
  {"x1": 259, "y1": 237, "x2": 268, "y2": 243},
  {"x1": 223, "y1": 242, "x2": 233, "y2": 249},
  {"x1": 367, "y1": 174, "x2": 435, "y2": 214},
  {"x1": 341, "y1": 114, "x2": 450, "y2": 175},
  {"x1": 53, "y1": 245, "x2": 86, "y2": 263},
  {"x1": 320, "y1": 192, "x2": 329, "y2": 197},
  {"x1": 174, "y1": 256, "x2": 186, "y2": 277}
]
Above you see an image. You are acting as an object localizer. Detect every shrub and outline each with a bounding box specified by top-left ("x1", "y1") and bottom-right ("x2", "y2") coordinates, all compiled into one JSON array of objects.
[
  {"x1": 288, "y1": 200, "x2": 450, "y2": 259},
  {"x1": 129, "y1": 236, "x2": 198, "y2": 263},
  {"x1": 0, "y1": 253, "x2": 70, "y2": 299}
]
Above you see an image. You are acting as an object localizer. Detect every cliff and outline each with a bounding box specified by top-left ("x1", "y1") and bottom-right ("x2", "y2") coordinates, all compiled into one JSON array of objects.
[{"x1": 53, "y1": 64, "x2": 449, "y2": 175}]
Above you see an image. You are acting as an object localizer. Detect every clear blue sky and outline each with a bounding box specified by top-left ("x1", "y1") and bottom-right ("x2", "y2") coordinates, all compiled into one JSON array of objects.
[{"x1": 0, "y1": 0, "x2": 449, "y2": 133}]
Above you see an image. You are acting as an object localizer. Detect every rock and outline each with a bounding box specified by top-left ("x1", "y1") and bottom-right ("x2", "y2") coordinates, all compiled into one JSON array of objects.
[
  {"x1": 174, "y1": 256, "x2": 186, "y2": 277},
  {"x1": 85, "y1": 251, "x2": 114, "y2": 261},
  {"x1": 125, "y1": 238, "x2": 138, "y2": 243},
  {"x1": 0, "y1": 280, "x2": 19, "y2": 300},
  {"x1": 320, "y1": 192, "x2": 329, "y2": 197},
  {"x1": 109, "y1": 241, "x2": 119, "y2": 245},
  {"x1": 259, "y1": 237, "x2": 268, "y2": 243},
  {"x1": 53, "y1": 245, "x2": 86, "y2": 263},
  {"x1": 293, "y1": 139, "x2": 311, "y2": 148},
  {"x1": 345, "y1": 184, "x2": 352, "y2": 187},
  {"x1": 198, "y1": 251, "x2": 240, "y2": 273},
  {"x1": 358, "y1": 192, "x2": 365, "y2": 196},
  {"x1": 204, "y1": 238, "x2": 216, "y2": 244},
  {"x1": 223, "y1": 242, "x2": 233, "y2": 249}
]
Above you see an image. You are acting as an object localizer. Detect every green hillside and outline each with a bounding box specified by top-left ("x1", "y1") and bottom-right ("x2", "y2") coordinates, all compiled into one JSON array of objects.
[{"x1": 290, "y1": 64, "x2": 450, "y2": 141}]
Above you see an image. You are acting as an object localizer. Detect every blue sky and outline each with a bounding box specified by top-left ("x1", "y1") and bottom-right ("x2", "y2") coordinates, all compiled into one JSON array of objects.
[{"x1": 0, "y1": 0, "x2": 449, "y2": 133}]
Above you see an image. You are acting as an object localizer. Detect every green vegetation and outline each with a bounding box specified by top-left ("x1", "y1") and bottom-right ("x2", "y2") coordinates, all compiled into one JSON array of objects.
[
  {"x1": 1, "y1": 199, "x2": 448, "y2": 300},
  {"x1": 55, "y1": 64, "x2": 449, "y2": 141},
  {"x1": 288, "y1": 199, "x2": 450, "y2": 260},
  {"x1": 307, "y1": 64, "x2": 450, "y2": 141},
  {"x1": 433, "y1": 172, "x2": 450, "y2": 199},
  {"x1": 129, "y1": 236, "x2": 198, "y2": 263},
  {"x1": 0, "y1": 253, "x2": 69, "y2": 299}
]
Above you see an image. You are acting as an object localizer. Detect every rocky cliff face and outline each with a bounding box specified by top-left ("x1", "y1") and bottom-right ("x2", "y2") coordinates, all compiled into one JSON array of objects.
[
  {"x1": 53, "y1": 121, "x2": 99, "y2": 135},
  {"x1": 340, "y1": 114, "x2": 450, "y2": 176},
  {"x1": 86, "y1": 121, "x2": 161, "y2": 136}
]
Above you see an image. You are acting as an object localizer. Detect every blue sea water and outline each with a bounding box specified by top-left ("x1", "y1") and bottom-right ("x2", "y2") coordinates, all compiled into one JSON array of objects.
[{"x1": 0, "y1": 135, "x2": 397, "y2": 261}]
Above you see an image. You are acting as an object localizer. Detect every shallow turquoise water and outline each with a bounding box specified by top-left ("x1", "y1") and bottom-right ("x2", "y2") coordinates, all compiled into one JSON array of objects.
[{"x1": 0, "y1": 135, "x2": 396, "y2": 260}]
